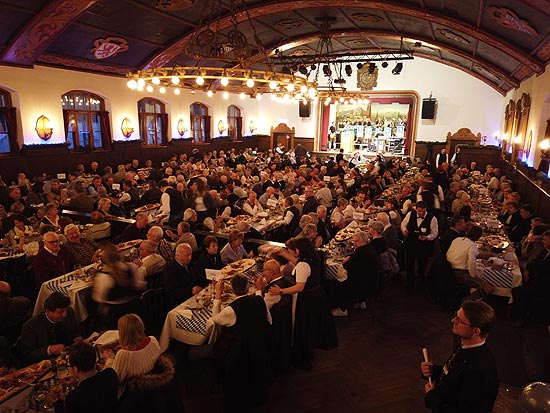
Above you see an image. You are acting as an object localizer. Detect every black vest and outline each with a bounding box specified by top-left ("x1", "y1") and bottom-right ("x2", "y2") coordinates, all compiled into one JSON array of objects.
[
  {"x1": 284, "y1": 205, "x2": 300, "y2": 236},
  {"x1": 228, "y1": 295, "x2": 268, "y2": 335},
  {"x1": 406, "y1": 210, "x2": 434, "y2": 241},
  {"x1": 165, "y1": 187, "x2": 184, "y2": 216}
]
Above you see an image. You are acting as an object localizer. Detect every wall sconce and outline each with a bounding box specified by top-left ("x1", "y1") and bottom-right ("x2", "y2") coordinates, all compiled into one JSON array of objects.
[
  {"x1": 121, "y1": 117, "x2": 134, "y2": 138},
  {"x1": 540, "y1": 139, "x2": 550, "y2": 159},
  {"x1": 218, "y1": 119, "x2": 225, "y2": 135},
  {"x1": 249, "y1": 120, "x2": 256, "y2": 134},
  {"x1": 35, "y1": 115, "x2": 53, "y2": 141},
  {"x1": 177, "y1": 119, "x2": 187, "y2": 137}
]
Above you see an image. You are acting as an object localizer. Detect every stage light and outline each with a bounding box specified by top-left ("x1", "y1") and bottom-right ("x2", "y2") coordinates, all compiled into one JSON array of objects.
[
  {"x1": 345, "y1": 64, "x2": 353, "y2": 76},
  {"x1": 381, "y1": 61, "x2": 389, "y2": 68},
  {"x1": 392, "y1": 62, "x2": 403, "y2": 75}
]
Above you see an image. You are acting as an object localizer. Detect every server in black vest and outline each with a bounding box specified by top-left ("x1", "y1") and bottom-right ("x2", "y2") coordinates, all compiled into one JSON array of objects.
[
  {"x1": 158, "y1": 179, "x2": 184, "y2": 228},
  {"x1": 282, "y1": 196, "x2": 301, "y2": 239},
  {"x1": 255, "y1": 259, "x2": 295, "y2": 374},
  {"x1": 212, "y1": 274, "x2": 271, "y2": 413},
  {"x1": 421, "y1": 301, "x2": 498, "y2": 413},
  {"x1": 435, "y1": 148, "x2": 449, "y2": 167},
  {"x1": 401, "y1": 201, "x2": 439, "y2": 289}
]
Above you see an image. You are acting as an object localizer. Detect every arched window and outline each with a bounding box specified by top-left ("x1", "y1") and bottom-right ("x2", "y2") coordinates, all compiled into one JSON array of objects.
[
  {"x1": 190, "y1": 102, "x2": 211, "y2": 143},
  {"x1": 62, "y1": 91, "x2": 111, "y2": 150},
  {"x1": 138, "y1": 98, "x2": 167, "y2": 146},
  {"x1": 0, "y1": 89, "x2": 18, "y2": 156},
  {"x1": 227, "y1": 105, "x2": 242, "y2": 141}
]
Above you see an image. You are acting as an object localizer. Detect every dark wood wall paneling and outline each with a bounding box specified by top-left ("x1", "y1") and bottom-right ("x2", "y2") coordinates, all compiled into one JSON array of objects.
[
  {"x1": 502, "y1": 163, "x2": 550, "y2": 219},
  {"x1": 415, "y1": 143, "x2": 502, "y2": 172},
  {"x1": 0, "y1": 136, "x2": 315, "y2": 182}
]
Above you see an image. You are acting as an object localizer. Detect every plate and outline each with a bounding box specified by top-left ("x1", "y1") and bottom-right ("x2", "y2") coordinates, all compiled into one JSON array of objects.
[
  {"x1": 486, "y1": 235, "x2": 509, "y2": 249},
  {"x1": 186, "y1": 300, "x2": 203, "y2": 310},
  {"x1": 221, "y1": 258, "x2": 256, "y2": 278},
  {"x1": 117, "y1": 239, "x2": 142, "y2": 251}
]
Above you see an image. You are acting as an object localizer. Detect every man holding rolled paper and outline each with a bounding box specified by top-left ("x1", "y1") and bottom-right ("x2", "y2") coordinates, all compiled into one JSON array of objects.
[{"x1": 420, "y1": 301, "x2": 498, "y2": 412}]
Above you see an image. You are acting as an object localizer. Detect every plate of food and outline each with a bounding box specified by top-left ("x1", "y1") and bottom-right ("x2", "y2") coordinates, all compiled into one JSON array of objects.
[
  {"x1": 0, "y1": 359, "x2": 51, "y2": 403},
  {"x1": 486, "y1": 235, "x2": 509, "y2": 250},
  {"x1": 221, "y1": 258, "x2": 256, "y2": 278},
  {"x1": 117, "y1": 239, "x2": 142, "y2": 251}
]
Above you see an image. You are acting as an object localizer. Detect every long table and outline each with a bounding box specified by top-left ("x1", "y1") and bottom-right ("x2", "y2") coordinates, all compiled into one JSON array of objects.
[
  {"x1": 33, "y1": 263, "x2": 97, "y2": 323},
  {"x1": 159, "y1": 264, "x2": 260, "y2": 351}
]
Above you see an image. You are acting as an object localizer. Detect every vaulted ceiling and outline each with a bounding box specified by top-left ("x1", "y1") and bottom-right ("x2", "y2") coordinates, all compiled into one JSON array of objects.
[{"x1": 1, "y1": 0, "x2": 549, "y2": 95}]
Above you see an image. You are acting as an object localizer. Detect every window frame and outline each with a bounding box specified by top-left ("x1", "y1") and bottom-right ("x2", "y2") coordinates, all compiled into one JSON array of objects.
[
  {"x1": 62, "y1": 90, "x2": 111, "y2": 151},
  {"x1": 138, "y1": 98, "x2": 167, "y2": 146},
  {"x1": 227, "y1": 105, "x2": 242, "y2": 141},
  {"x1": 190, "y1": 102, "x2": 211, "y2": 143}
]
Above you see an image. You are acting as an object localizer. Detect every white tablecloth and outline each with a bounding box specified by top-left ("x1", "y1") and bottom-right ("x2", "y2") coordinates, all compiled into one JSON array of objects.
[{"x1": 33, "y1": 263, "x2": 97, "y2": 323}]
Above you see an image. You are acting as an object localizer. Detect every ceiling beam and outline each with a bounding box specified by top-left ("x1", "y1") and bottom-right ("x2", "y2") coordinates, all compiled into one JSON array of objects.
[
  {"x1": 1, "y1": 0, "x2": 97, "y2": 67},
  {"x1": 141, "y1": 0, "x2": 544, "y2": 74},
  {"x1": 250, "y1": 29, "x2": 519, "y2": 88}
]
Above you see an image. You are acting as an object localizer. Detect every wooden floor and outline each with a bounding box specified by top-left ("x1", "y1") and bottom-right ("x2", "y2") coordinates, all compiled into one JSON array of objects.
[{"x1": 168, "y1": 275, "x2": 550, "y2": 412}]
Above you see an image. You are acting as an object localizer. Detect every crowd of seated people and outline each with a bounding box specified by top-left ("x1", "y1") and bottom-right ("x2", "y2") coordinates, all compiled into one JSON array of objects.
[{"x1": 1, "y1": 146, "x2": 549, "y2": 410}]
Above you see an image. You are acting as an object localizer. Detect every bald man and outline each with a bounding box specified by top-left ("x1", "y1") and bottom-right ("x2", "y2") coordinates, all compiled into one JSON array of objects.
[
  {"x1": 134, "y1": 240, "x2": 166, "y2": 281},
  {"x1": 163, "y1": 243, "x2": 207, "y2": 310}
]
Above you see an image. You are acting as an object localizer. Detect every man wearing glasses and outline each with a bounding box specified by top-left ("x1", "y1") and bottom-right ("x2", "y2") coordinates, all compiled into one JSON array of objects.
[
  {"x1": 420, "y1": 301, "x2": 498, "y2": 412},
  {"x1": 34, "y1": 231, "x2": 74, "y2": 287}
]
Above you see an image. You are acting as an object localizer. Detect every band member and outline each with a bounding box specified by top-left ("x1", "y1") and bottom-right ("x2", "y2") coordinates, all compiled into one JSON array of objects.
[{"x1": 328, "y1": 122, "x2": 337, "y2": 150}]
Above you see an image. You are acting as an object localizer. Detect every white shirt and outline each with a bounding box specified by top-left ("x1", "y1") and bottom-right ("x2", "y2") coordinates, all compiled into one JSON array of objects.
[
  {"x1": 400, "y1": 211, "x2": 439, "y2": 240},
  {"x1": 315, "y1": 187, "x2": 333, "y2": 208},
  {"x1": 242, "y1": 200, "x2": 263, "y2": 216},
  {"x1": 446, "y1": 237, "x2": 479, "y2": 277},
  {"x1": 157, "y1": 192, "x2": 170, "y2": 220}
]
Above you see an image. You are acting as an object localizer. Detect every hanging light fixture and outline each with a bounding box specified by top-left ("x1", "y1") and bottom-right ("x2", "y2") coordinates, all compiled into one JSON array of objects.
[{"x1": 125, "y1": 0, "x2": 317, "y2": 101}]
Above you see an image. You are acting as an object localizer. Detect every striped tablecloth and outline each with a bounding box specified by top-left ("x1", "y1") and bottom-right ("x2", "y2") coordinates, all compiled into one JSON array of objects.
[
  {"x1": 33, "y1": 264, "x2": 96, "y2": 322},
  {"x1": 175, "y1": 307, "x2": 213, "y2": 336},
  {"x1": 481, "y1": 267, "x2": 514, "y2": 288}
]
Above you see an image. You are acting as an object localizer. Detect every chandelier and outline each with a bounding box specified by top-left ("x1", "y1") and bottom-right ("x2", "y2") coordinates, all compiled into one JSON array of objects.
[{"x1": 126, "y1": 0, "x2": 318, "y2": 101}]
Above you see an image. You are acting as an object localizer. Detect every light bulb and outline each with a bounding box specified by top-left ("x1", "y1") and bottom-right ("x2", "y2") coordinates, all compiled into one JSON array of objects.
[
  {"x1": 207, "y1": 90, "x2": 214, "y2": 97},
  {"x1": 174, "y1": 88, "x2": 180, "y2": 95},
  {"x1": 223, "y1": 91, "x2": 229, "y2": 100},
  {"x1": 127, "y1": 79, "x2": 137, "y2": 89},
  {"x1": 137, "y1": 78, "x2": 145, "y2": 88},
  {"x1": 246, "y1": 78, "x2": 255, "y2": 88},
  {"x1": 152, "y1": 76, "x2": 160, "y2": 85},
  {"x1": 286, "y1": 83, "x2": 295, "y2": 92},
  {"x1": 221, "y1": 77, "x2": 229, "y2": 87},
  {"x1": 159, "y1": 87, "x2": 166, "y2": 94},
  {"x1": 240, "y1": 92, "x2": 246, "y2": 99},
  {"x1": 171, "y1": 76, "x2": 180, "y2": 85},
  {"x1": 269, "y1": 80, "x2": 277, "y2": 90},
  {"x1": 196, "y1": 76, "x2": 204, "y2": 86},
  {"x1": 256, "y1": 94, "x2": 262, "y2": 100},
  {"x1": 146, "y1": 85, "x2": 153, "y2": 93}
]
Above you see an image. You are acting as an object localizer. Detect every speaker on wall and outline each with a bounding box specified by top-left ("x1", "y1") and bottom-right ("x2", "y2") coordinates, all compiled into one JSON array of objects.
[
  {"x1": 421, "y1": 99, "x2": 437, "y2": 119},
  {"x1": 299, "y1": 100, "x2": 311, "y2": 117}
]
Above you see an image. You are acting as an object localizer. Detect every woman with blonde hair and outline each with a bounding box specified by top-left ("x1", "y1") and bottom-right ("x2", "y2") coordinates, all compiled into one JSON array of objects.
[{"x1": 112, "y1": 314, "x2": 161, "y2": 383}]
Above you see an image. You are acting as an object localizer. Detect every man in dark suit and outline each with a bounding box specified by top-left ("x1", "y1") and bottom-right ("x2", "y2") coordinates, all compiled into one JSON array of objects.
[
  {"x1": 118, "y1": 212, "x2": 150, "y2": 243},
  {"x1": 421, "y1": 300, "x2": 498, "y2": 412},
  {"x1": 20, "y1": 292, "x2": 80, "y2": 364},
  {"x1": 163, "y1": 243, "x2": 208, "y2": 310},
  {"x1": 34, "y1": 232, "x2": 74, "y2": 287},
  {"x1": 511, "y1": 230, "x2": 550, "y2": 326},
  {"x1": 316, "y1": 205, "x2": 333, "y2": 244},
  {"x1": 68, "y1": 185, "x2": 95, "y2": 213},
  {"x1": 302, "y1": 186, "x2": 319, "y2": 215},
  {"x1": 440, "y1": 215, "x2": 466, "y2": 254},
  {"x1": 255, "y1": 259, "x2": 295, "y2": 374}
]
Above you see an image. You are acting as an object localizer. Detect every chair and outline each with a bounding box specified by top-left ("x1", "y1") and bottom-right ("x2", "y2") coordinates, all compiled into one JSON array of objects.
[
  {"x1": 365, "y1": 272, "x2": 384, "y2": 322},
  {"x1": 146, "y1": 272, "x2": 164, "y2": 290},
  {"x1": 100, "y1": 296, "x2": 140, "y2": 330},
  {"x1": 138, "y1": 288, "x2": 166, "y2": 338}
]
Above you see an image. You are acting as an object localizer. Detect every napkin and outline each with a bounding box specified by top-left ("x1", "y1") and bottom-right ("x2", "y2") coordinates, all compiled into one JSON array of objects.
[
  {"x1": 259, "y1": 218, "x2": 267, "y2": 225},
  {"x1": 175, "y1": 308, "x2": 193, "y2": 319}
]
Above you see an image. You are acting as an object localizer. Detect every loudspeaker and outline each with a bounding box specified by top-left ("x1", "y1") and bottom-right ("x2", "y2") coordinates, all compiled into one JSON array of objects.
[
  {"x1": 299, "y1": 100, "x2": 311, "y2": 117},
  {"x1": 421, "y1": 99, "x2": 437, "y2": 119}
]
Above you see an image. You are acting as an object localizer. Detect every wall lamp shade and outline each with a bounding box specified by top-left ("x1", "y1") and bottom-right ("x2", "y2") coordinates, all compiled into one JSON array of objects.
[
  {"x1": 249, "y1": 120, "x2": 256, "y2": 134},
  {"x1": 177, "y1": 119, "x2": 187, "y2": 136},
  {"x1": 121, "y1": 117, "x2": 134, "y2": 138},
  {"x1": 392, "y1": 62, "x2": 403, "y2": 75},
  {"x1": 218, "y1": 120, "x2": 225, "y2": 134},
  {"x1": 35, "y1": 115, "x2": 53, "y2": 140}
]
